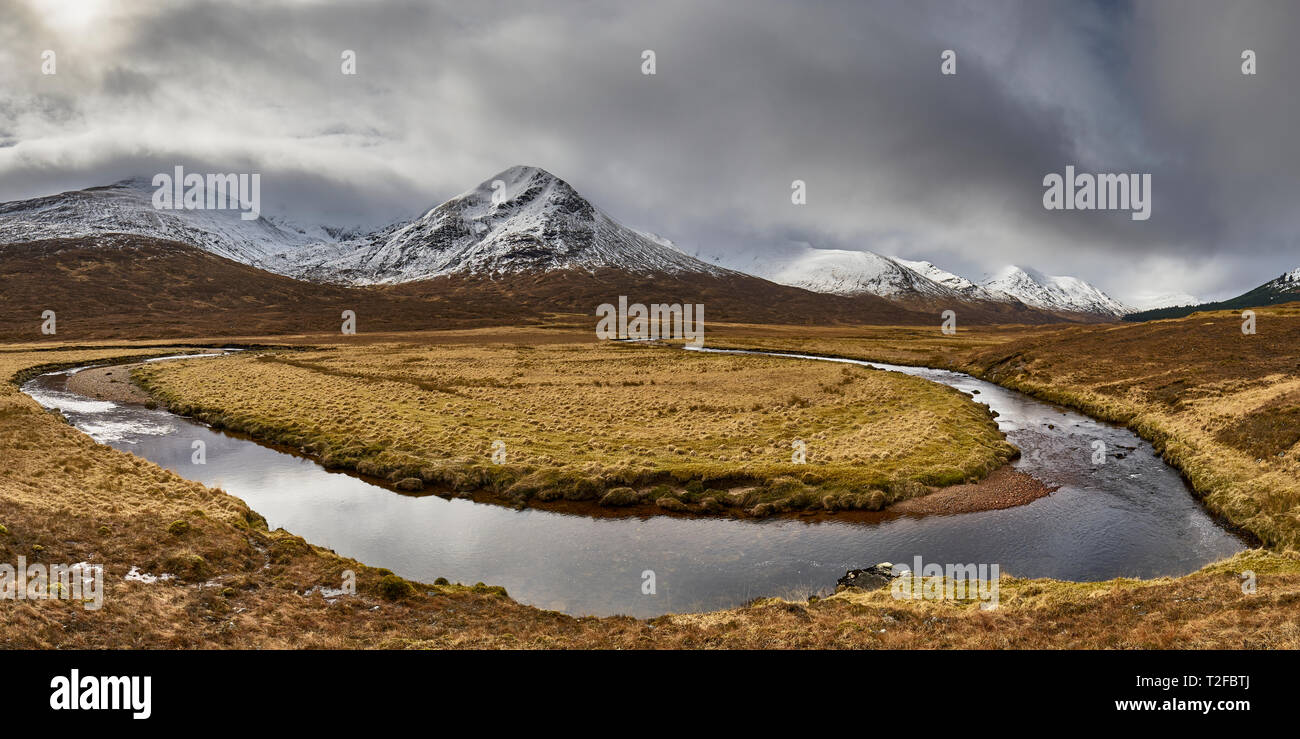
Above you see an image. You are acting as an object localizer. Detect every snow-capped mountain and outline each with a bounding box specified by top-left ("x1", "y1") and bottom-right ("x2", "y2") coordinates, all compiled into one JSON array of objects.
[
  {"x1": 0, "y1": 167, "x2": 735, "y2": 287},
  {"x1": 1124, "y1": 292, "x2": 1201, "y2": 311},
  {"x1": 742, "y1": 248, "x2": 977, "y2": 301},
  {"x1": 740, "y1": 248, "x2": 1128, "y2": 316},
  {"x1": 0, "y1": 178, "x2": 318, "y2": 268},
  {"x1": 0, "y1": 168, "x2": 1147, "y2": 320},
  {"x1": 1215, "y1": 266, "x2": 1300, "y2": 309},
  {"x1": 291, "y1": 166, "x2": 733, "y2": 284},
  {"x1": 981, "y1": 265, "x2": 1131, "y2": 317},
  {"x1": 890, "y1": 257, "x2": 996, "y2": 300}
]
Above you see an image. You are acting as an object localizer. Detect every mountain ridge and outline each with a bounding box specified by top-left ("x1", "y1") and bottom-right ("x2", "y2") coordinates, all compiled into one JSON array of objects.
[
  {"x1": 741, "y1": 247, "x2": 1129, "y2": 318},
  {"x1": 0, "y1": 166, "x2": 1175, "y2": 323},
  {"x1": 0, "y1": 177, "x2": 317, "y2": 269},
  {"x1": 0, "y1": 234, "x2": 945, "y2": 340}
]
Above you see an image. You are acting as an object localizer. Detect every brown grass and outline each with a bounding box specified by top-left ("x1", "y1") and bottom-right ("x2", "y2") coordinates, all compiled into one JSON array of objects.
[
  {"x1": 706, "y1": 307, "x2": 1300, "y2": 551},
  {"x1": 958, "y1": 307, "x2": 1300, "y2": 551},
  {"x1": 131, "y1": 341, "x2": 1016, "y2": 515},
  {"x1": 3, "y1": 323, "x2": 1298, "y2": 649}
]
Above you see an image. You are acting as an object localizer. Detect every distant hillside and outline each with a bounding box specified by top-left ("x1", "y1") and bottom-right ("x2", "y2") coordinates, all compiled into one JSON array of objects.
[
  {"x1": 0, "y1": 235, "x2": 495, "y2": 341},
  {"x1": 1125, "y1": 268, "x2": 1300, "y2": 321},
  {"x1": 0, "y1": 234, "x2": 945, "y2": 341}
]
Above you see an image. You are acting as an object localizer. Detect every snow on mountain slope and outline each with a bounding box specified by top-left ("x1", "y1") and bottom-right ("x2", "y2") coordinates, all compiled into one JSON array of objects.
[
  {"x1": 982, "y1": 265, "x2": 1131, "y2": 317},
  {"x1": 1229, "y1": 266, "x2": 1300, "y2": 305},
  {"x1": 0, "y1": 178, "x2": 318, "y2": 267},
  {"x1": 0, "y1": 169, "x2": 1164, "y2": 320},
  {"x1": 741, "y1": 248, "x2": 970, "y2": 300},
  {"x1": 290, "y1": 166, "x2": 734, "y2": 284},
  {"x1": 1124, "y1": 292, "x2": 1201, "y2": 311},
  {"x1": 890, "y1": 257, "x2": 995, "y2": 299},
  {"x1": 1264, "y1": 267, "x2": 1300, "y2": 291}
]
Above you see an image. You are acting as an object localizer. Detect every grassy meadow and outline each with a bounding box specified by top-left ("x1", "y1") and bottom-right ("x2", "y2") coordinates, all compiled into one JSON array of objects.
[
  {"x1": 131, "y1": 341, "x2": 1016, "y2": 515},
  {"x1": 709, "y1": 307, "x2": 1300, "y2": 551},
  {"x1": 1, "y1": 330, "x2": 1298, "y2": 648}
]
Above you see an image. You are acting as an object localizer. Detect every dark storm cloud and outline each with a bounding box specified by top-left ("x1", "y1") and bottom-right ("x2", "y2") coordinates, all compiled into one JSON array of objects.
[
  {"x1": 0, "y1": 0, "x2": 1295, "y2": 301},
  {"x1": 100, "y1": 66, "x2": 157, "y2": 98}
]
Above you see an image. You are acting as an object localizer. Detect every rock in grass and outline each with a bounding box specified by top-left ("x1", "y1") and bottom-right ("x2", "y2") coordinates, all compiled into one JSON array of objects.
[{"x1": 836, "y1": 563, "x2": 899, "y2": 592}]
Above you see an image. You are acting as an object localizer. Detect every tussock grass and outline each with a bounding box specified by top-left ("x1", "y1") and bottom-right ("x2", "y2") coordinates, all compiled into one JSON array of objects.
[{"x1": 133, "y1": 341, "x2": 1016, "y2": 515}]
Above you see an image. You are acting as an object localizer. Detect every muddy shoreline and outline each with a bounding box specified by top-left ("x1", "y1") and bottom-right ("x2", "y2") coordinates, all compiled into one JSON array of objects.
[{"x1": 66, "y1": 363, "x2": 156, "y2": 404}]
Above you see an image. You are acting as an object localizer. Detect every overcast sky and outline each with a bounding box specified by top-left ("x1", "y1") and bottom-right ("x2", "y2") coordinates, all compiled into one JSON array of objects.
[{"x1": 2, "y1": 0, "x2": 1296, "y2": 303}]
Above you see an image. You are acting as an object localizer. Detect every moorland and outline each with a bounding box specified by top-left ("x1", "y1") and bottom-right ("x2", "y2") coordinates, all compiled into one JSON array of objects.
[{"x1": 2, "y1": 306, "x2": 1299, "y2": 648}]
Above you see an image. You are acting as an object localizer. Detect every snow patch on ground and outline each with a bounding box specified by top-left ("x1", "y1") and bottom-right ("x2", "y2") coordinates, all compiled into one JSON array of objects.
[
  {"x1": 125, "y1": 567, "x2": 175, "y2": 584},
  {"x1": 302, "y1": 585, "x2": 350, "y2": 602}
]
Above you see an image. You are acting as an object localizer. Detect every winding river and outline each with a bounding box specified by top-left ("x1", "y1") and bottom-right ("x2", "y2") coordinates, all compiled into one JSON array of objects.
[{"x1": 21, "y1": 348, "x2": 1245, "y2": 618}]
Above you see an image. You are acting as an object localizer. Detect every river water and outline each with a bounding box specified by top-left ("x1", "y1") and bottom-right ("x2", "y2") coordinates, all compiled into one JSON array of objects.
[{"x1": 21, "y1": 349, "x2": 1245, "y2": 617}]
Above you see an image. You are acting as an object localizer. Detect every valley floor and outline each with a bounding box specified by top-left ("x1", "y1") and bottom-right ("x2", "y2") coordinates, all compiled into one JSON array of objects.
[{"x1": 2, "y1": 309, "x2": 1298, "y2": 648}]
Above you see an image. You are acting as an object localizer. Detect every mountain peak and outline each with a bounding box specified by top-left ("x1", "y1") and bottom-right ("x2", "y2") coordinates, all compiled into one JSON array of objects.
[
  {"x1": 291, "y1": 166, "x2": 728, "y2": 284},
  {"x1": 484, "y1": 164, "x2": 559, "y2": 186},
  {"x1": 744, "y1": 248, "x2": 989, "y2": 301},
  {"x1": 98, "y1": 175, "x2": 157, "y2": 191},
  {"x1": 459, "y1": 165, "x2": 574, "y2": 208},
  {"x1": 989, "y1": 264, "x2": 1044, "y2": 283},
  {"x1": 983, "y1": 264, "x2": 1129, "y2": 317}
]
